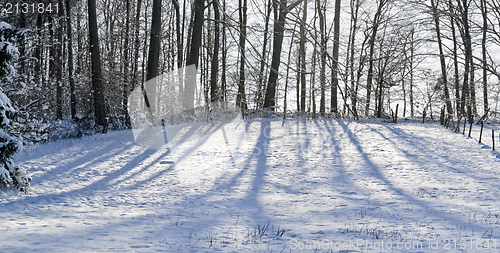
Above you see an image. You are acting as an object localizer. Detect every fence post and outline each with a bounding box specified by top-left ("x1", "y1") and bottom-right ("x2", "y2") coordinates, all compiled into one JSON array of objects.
[
  {"x1": 493, "y1": 130, "x2": 495, "y2": 150},
  {"x1": 479, "y1": 121, "x2": 484, "y2": 143},
  {"x1": 463, "y1": 118, "x2": 466, "y2": 135},
  {"x1": 395, "y1": 104, "x2": 399, "y2": 123},
  {"x1": 440, "y1": 107, "x2": 445, "y2": 125},
  {"x1": 468, "y1": 122, "x2": 473, "y2": 138}
]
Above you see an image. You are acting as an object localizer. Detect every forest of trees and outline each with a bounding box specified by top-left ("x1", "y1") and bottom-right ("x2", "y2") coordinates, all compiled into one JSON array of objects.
[{"x1": 1, "y1": 0, "x2": 500, "y2": 142}]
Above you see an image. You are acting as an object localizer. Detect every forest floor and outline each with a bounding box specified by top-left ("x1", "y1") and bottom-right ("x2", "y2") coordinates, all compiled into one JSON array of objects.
[{"x1": 2, "y1": 117, "x2": 500, "y2": 252}]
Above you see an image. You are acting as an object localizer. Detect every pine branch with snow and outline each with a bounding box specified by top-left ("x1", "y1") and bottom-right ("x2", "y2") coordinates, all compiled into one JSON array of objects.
[{"x1": 0, "y1": 22, "x2": 30, "y2": 193}]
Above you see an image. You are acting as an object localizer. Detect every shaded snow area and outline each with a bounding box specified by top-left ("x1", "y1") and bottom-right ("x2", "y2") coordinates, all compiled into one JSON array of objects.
[{"x1": 2, "y1": 118, "x2": 500, "y2": 252}]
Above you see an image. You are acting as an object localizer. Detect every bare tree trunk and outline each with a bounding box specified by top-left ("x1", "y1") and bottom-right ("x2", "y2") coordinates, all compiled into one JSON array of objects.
[
  {"x1": 185, "y1": 0, "x2": 205, "y2": 111},
  {"x1": 365, "y1": 0, "x2": 388, "y2": 116},
  {"x1": 284, "y1": 22, "x2": 298, "y2": 119},
  {"x1": 331, "y1": 0, "x2": 341, "y2": 113},
  {"x1": 145, "y1": 0, "x2": 162, "y2": 113},
  {"x1": 431, "y1": 0, "x2": 453, "y2": 115},
  {"x1": 185, "y1": 5, "x2": 195, "y2": 64},
  {"x1": 470, "y1": 50, "x2": 477, "y2": 115},
  {"x1": 66, "y1": 0, "x2": 76, "y2": 119},
  {"x1": 402, "y1": 78, "x2": 407, "y2": 117},
  {"x1": 88, "y1": 0, "x2": 108, "y2": 131},
  {"x1": 480, "y1": 0, "x2": 488, "y2": 112},
  {"x1": 210, "y1": 0, "x2": 220, "y2": 102},
  {"x1": 349, "y1": 0, "x2": 360, "y2": 118},
  {"x1": 264, "y1": 0, "x2": 304, "y2": 109},
  {"x1": 456, "y1": 0, "x2": 471, "y2": 121},
  {"x1": 146, "y1": 0, "x2": 162, "y2": 83},
  {"x1": 76, "y1": 4, "x2": 83, "y2": 73},
  {"x1": 299, "y1": 0, "x2": 307, "y2": 112},
  {"x1": 56, "y1": 0, "x2": 64, "y2": 119},
  {"x1": 35, "y1": 13, "x2": 43, "y2": 80},
  {"x1": 237, "y1": 0, "x2": 248, "y2": 109},
  {"x1": 449, "y1": 0, "x2": 461, "y2": 117},
  {"x1": 311, "y1": 27, "x2": 318, "y2": 118},
  {"x1": 317, "y1": 0, "x2": 326, "y2": 115},
  {"x1": 122, "y1": 0, "x2": 131, "y2": 117},
  {"x1": 18, "y1": 14, "x2": 26, "y2": 75},
  {"x1": 257, "y1": 0, "x2": 272, "y2": 108},
  {"x1": 221, "y1": 0, "x2": 227, "y2": 101},
  {"x1": 133, "y1": 0, "x2": 143, "y2": 91},
  {"x1": 173, "y1": 0, "x2": 184, "y2": 94},
  {"x1": 410, "y1": 28, "x2": 415, "y2": 117}
]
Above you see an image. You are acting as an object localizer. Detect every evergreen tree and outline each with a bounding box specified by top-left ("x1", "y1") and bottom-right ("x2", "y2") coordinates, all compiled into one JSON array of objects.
[{"x1": 0, "y1": 22, "x2": 30, "y2": 192}]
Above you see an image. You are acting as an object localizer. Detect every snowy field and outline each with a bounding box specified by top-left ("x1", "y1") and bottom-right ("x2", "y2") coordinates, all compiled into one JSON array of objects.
[{"x1": 2, "y1": 117, "x2": 500, "y2": 252}]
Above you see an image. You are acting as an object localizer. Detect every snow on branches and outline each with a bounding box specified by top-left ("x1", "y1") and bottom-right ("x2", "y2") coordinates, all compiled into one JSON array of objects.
[{"x1": 0, "y1": 21, "x2": 30, "y2": 193}]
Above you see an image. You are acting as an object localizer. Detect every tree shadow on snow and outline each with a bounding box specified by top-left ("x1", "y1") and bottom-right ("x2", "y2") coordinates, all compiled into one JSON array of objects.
[{"x1": 335, "y1": 118, "x2": 495, "y2": 233}]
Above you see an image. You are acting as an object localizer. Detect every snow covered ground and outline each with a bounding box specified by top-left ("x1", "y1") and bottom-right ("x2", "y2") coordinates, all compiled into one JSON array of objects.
[{"x1": 2, "y1": 117, "x2": 500, "y2": 252}]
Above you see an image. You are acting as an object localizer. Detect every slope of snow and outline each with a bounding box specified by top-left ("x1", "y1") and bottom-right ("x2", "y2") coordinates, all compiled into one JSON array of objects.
[{"x1": 1, "y1": 118, "x2": 500, "y2": 252}]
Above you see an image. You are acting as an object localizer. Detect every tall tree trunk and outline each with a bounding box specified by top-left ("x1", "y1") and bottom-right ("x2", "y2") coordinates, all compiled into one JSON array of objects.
[
  {"x1": 133, "y1": 0, "x2": 143, "y2": 91},
  {"x1": 76, "y1": 2, "x2": 83, "y2": 73},
  {"x1": 410, "y1": 28, "x2": 415, "y2": 117},
  {"x1": 264, "y1": 1, "x2": 286, "y2": 109},
  {"x1": 431, "y1": 0, "x2": 453, "y2": 116},
  {"x1": 145, "y1": 0, "x2": 162, "y2": 114},
  {"x1": 449, "y1": 0, "x2": 461, "y2": 117},
  {"x1": 456, "y1": 0, "x2": 471, "y2": 121},
  {"x1": 88, "y1": 0, "x2": 108, "y2": 131},
  {"x1": 470, "y1": 50, "x2": 476, "y2": 116},
  {"x1": 331, "y1": 0, "x2": 341, "y2": 113},
  {"x1": 237, "y1": 0, "x2": 247, "y2": 109},
  {"x1": 299, "y1": 0, "x2": 307, "y2": 112},
  {"x1": 365, "y1": 0, "x2": 387, "y2": 116},
  {"x1": 35, "y1": 13, "x2": 43, "y2": 80},
  {"x1": 221, "y1": 0, "x2": 227, "y2": 101},
  {"x1": 284, "y1": 22, "x2": 298, "y2": 119},
  {"x1": 56, "y1": 1, "x2": 64, "y2": 119},
  {"x1": 185, "y1": 0, "x2": 205, "y2": 110},
  {"x1": 377, "y1": 73, "x2": 383, "y2": 118},
  {"x1": 480, "y1": 0, "x2": 488, "y2": 112},
  {"x1": 18, "y1": 14, "x2": 26, "y2": 75},
  {"x1": 185, "y1": 5, "x2": 195, "y2": 63},
  {"x1": 264, "y1": 0, "x2": 304, "y2": 109},
  {"x1": 49, "y1": 16, "x2": 57, "y2": 117},
  {"x1": 173, "y1": 0, "x2": 184, "y2": 94},
  {"x1": 317, "y1": 0, "x2": 326, "y2": 115},
  {"x1": 210, "y1": 0, "x2": 220, "y2": 102},
  {"x1": 311, "y1": 27, "x2": 318, "y2": 117},
  {"x1": 296, "y1": 38, "x2": 300, "y2": 111},
  {"x1": 122, "y1": 0, "x2": 131, "y2": 117},
  {"x1": 66, "y1": 0, "x2": 76, "y2": 119},
  {"x1": 349, "y1": 0, "x2": 360, "y2": 118},
  {"x1": 257, "y1": 0, "x2": 272, "y2": 108}
]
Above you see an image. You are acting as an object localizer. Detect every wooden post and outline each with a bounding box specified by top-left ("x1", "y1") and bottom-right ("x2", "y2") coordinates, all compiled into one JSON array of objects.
[
  {"x1": 440, "y1": 107, "x2": 445, "y2": 125},
  {"x1": 463, "y1": 118, "x2": 466, "y2": 135},
  {"x1": 395, "y1": 104, "x2": 399, "y2": 123},
  {"x1": 479, "y1": 121, "x2": 484, "y2": 143},
  {"x1": 493, "y1": 130, "x2": 495, "y2": 150},
  {"x1": 468, "y1": 122, "x2": 472, "y2": 138}
]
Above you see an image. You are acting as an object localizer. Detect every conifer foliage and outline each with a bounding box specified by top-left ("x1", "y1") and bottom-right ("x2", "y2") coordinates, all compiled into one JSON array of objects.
[{"x1": 0, "y1": 22, "x2": 30, "y2": 192}]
